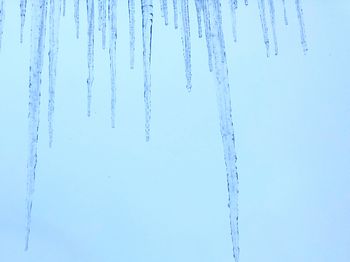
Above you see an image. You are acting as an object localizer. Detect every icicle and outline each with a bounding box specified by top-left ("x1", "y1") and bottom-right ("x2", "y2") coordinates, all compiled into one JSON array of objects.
[
  {"x1": 98, "y1": 0, "x2": 107, "y2": 49},
  {"x1": 244, "y1": 0, "x2": 248, "y2": 5},
  {"x1": 180, "y1": 0, "x2": 192, "y2": 91},
  {"x1": 25, "y1": 0, "x2": 48, "y2": 251},
  {"x1": 281, "y1": 0, "x2": 288, "y2": 25},
  {"x1": 202, "y1": 0, "x2": 213, "y2": 71},
  {"x1": 48, "y1": 0, "x2": 62, "y2": 147},
  {"x1": 160, "y1": 0, "x2": 169, "y2": 25},
  {"x1": 20, "y1": 0, "x2": 27, "y2": 43},
  {"x1": 109, "y1": 0, "x2": 117, "y2": 128},
  {"x1": 257, "y1": 0, "x2": 270, "y2": 57},
  {"x1": 194, "y1": 0, "x2": 203, "y2": 38},
  {"x1": 128, "y1": 0, "x2": 135, "y2": 69},
  {"x1": 74, "y1": 0, "x2": 79, "y2": 38},
  {"x1": 86, "y1": 0, "x2": 94, "y2": 117},
  {"x1": 172, "y1": 0, "x2": 178, "y2": 29},
  {"x1": 206, "y1": 0, "x2": 239, "y2": 261},
  {"x1": 267, "y1": 0, "x2": 278, "y2": 55},
  {"x1": 295, "y1": 0, "x2": 307, "y2": 53},
  {"x1": 141, "y1": 0, "x2": 153, "y2": 141},
  {"x1": 0, "y1": 0, "x2": 4, "y2": 51},
  {"x1": 62, "y1": 0, "x2": 66, "y2": 16},
  {"x1": 229, "y1": 0, "x2": 237, "y2": 42}
]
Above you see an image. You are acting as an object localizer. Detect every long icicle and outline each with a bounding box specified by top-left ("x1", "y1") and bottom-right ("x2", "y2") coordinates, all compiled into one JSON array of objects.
[
  {"x1": 207, "y1": 0, "x2": 239, "y2": 260},
  {"x1": 128, "y1": 0, "x2": 135, "y2": 69},
  {"x1": 172, "y1": 0, "x2": 178, "y2": 29},
  {"x1": 194, "y1": 0, "x2": 203, "y2": 38},
  {"x1": 281, "y1": 0, "x2": 288, "y2": 25},
  {"x1": 25, "y1": 0, "x2": 48, "y2": 251},
  {"x1": 295, "y1": 0, "x2": 307, "y2": 53},
  {"x1": 180, "y1": 0, "x2": 192, "y2": 91},
  {"x1": 74, "y1": 0, "x2": 80, "y2": 38},
  {"x1": 229, "y1": 0, "x2": 238, "y2": 42},
  {"x1": 267, "y1": 0, "x2": 278, "y2": 55},
  {"x1": 86, "y1": 0, "x2": 94, "y2": 117},
  {"x1": 141, "y1": 0, "x2": 153, "y2": 141},
  {"x1": 48, "y1": 0, "x2": 62, "y2": 147},
  {"x1": 257, "y1": 0, "x2": 270, "y2": 57},
  {"x1": 202, "y1": 0, "x2": 213, "y2": 71},
  {"x1": 0, "y1": 0, "x2": 4, "y2": 51},
  {"x1": 20, "y1": 0, "x2": 27, "y2": 43},
  {"x1": 109, "y1": 0, "x2": 117, "y2": 128}
]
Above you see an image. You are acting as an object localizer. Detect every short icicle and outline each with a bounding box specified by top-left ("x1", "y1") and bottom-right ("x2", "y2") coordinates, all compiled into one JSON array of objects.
[
  {"x1": 109, "y1": 0, "x2": 117, "y2": 128},
  {"x1": 128, "y1": 0, "x2": 135, "y2": 69},
  {"x1": 48, "y1": 0, "x2": 62, "y2": 147},
  {"x1": 281, "y1": 0, "x2": 288, "y2": 25},
  {"x1": 267, "y1": 0, "x2": 278, "y2": 55},
  {"x1": 180, "y1": 0, "x2": 192, "y2": 91},
  {"x1": 141, "y1": 0, "x2": 153, "y2": 141},
  {"x1": 86, "y1": 0, "x2": 94, "y2": 117},
  {"x1": 160, "y1": 0, "x2": 169, "y2": 25},
  {"x1": 25, "y1": 0, "x2": 48, "y2": 251},
  {"x1": 295, "y1": 0, "x2": 307, "y2": 53},
  {"x1": 172, "y1": 0, "x2": 178, "y2": 29},
  {"x1": 257, "y1": 0, "x2": 270, "y2": 57},
  {"x1": 207, "y1": 0, "x2": 239, "y2": 261}
]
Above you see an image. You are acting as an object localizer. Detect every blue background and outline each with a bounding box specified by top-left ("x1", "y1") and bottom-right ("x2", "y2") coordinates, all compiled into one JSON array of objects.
[{"x1": 0, "y1": 1, "x2": 349, "y2": 261}]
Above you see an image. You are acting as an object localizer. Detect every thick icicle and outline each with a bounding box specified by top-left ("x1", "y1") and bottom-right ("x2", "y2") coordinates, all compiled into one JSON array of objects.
[
  {"x1": 267, "y1": 0, "x2": 278, "y2": 55},
  {"x1": 128, "y1": 0, "x2": 135, "y2": 69},
  {"x1": 20, "y1": 0, "x2": 27, "y2": 43},
  {"x1": 229, "y1": 0, "x2": 237, "y2": 42},
  {"x1": 202, "y1": 0, "x2": 213, "y2": 71},
  {"x1": 86, "y1": 0, "x2": 94, "y2": 117},
  {"x1": 172, "y1": 0, "x2": 178, "y2": 29},
  {"x1": 295, "y1": 0, "x2": 307, "y2": 53},
  {"x1": 62, "y1": 0, "x2": 66, "y2": 16},
  {"x1": 0, "y1": 0, "x2": 3, "y2": 51},
  {"x1": 180, "y1": 0, "x2": 192, "y2": 91},
  {"x1": 160, "y1": 0, "x2": 169, "y2": 25},
  {"x1": 25, "y1": 0, "x2": 48, "y2": 251},
  {"x1": 257, "y1": 0, "x2": 270, "y2": 57},
  {"x1": 281, "y1": 0, "x2": 288, "y2": 25},
  {"x1": 194, "y1": 0, "x2": 203, "y2": 38},
  {"x1": 74, "y1": 0, "x2": 80, "y2": 38},
  {"x1": 109, "y1": 0, "x2": 117, "y2": 128},
  {"x1": 207, "y1": 0, "x2": 239, "y2": 261},
  {"x1": 48, "y1": 0, "x2": 62, "y2": 147},
  {"x1": 98, "y1": 0, "x2": 107, "y2": 49},
  {"x1": 141, "y1": 0, "x2": 153, "y2": 141}
]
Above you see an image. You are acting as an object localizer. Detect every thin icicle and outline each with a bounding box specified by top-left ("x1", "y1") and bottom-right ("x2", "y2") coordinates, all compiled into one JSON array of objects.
[
  {"x1": 180, "y1": 0, "x2": 192, "y2": 91},
  {"x1": 202, "y1": 0, "x2": 213, "y2": 71},
  {"x1": 98, "y1": 0, "x2": 107, "y2": 49},
  {"x1": 25, "y1": 0, "x2": 48, "y2": 251},
  {"x1": 20, "y1": 0, "x2": 27, "y2": 43},
  {"x1": 62, "y1": 0, "x2": 66, "y2": 16},
  {"x1": 160, "y1": 0, "x2": 169, "y2": 25},
  {"x1": 229, "y1": 0, "x2": 237, "y2": 42},
  {"x1": 128, "y1": 0, "x2": 135, "y2": 69},
  {"x1": 172, "y1": 0, "x2": 178, "y2": 29},
  {"x1": 74, "y1": 0, "x2": 80, "y2": 38},
  {"x1": 141, "y1": 0, "x2": 153, "y2": 141},
  {"x1": 0, "y1": 0, "x2": 4, "y2": 51},
  {"x1": 194, "y1": 0, "x2": 203, "y2": 38},
  {"x1": 86, "y1": 0, "x2": 94, "y2": 117},
  {"x1": 48, "y1": 0, "x2": 62, "y2": 147},
  {"x1": 295, "y1": 0, "x2": 307, "y2": 53},
  {"x1": 257, "y1": 0, "x2": 269, "y2": 57},
  {"x1": 267, "y1": 0, "x2": 278, "y2": 55},
  {"x1": 281, "y1": 0, "x2": 288, "y2": 25},
  {"x1": 207, "y1": 0, "x2": 239, "y2": 261},
  {"x1": 109, "y1": 0, "x2": 117, "y2": 128}
]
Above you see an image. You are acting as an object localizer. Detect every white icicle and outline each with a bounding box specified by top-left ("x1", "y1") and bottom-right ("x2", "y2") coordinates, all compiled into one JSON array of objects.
[
  {"x1": 160, "y1": 0, "x2": 169, "y2": 25},
  {"x1": 267, "y1": 0, "x2": 278, "y2": 55},
  {"x1": 74, "y1": 0, "x2": 80, "y2": 38},
  {"x1": 281, "y1": 0, "x2": 288, "y2": 25},
  {"x1": 0, "y1": 0, "x2": 4, "y2": 51},
  {"x1": 128, "y1": 0, "x2": 135, "y2": 69},
  {"x1": 109, "y1": 0, "x2": 117, "y2": 128},
  {"x1": 25, "y1": 0, "x2": 48, "y2": 251},
  {"x1": 229, "y1": 0, "x2": 237, "y2": 42},
  {"x1": 194, "y1": 0, "x2": 203, "y2": 38},
  {"x1": 172, "y1": 0, "x2": 178, "y2": 29},
  {"x1": 295, "y1": 0, "x2": 307, "y2": 53},
  {"x1": 48, "y1": 0, "x2": 62, "y2": 147},
  {"x1": 86, "y1": 0, "x2": 94, "y2": 117},
  {"x1": 20, "y1": 0, "x2": 27, "y2": 43},
  {"x1": 98, "y1": 0, "x2": 107, "y2": 49},
  {"x1": 202, "y1": 0, "x2": 213, "y2": 71},
  {"x1": 207, "y1": 0, "x2": 239, "y2": 261},
  {"x1": 180, "y1": 0, "x2": 192, "y2": 91},
  {"x1": 257, "y1": 0, "x2": 270, "y2": 57},
  {"x1": 141, "y1": 0, "x2": 153, "y2": 141}
]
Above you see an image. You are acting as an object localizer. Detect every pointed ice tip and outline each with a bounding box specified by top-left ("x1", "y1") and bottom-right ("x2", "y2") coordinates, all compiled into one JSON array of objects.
[{"x1": 145, "y1": 135, "x2": 150, "y2": 142}]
